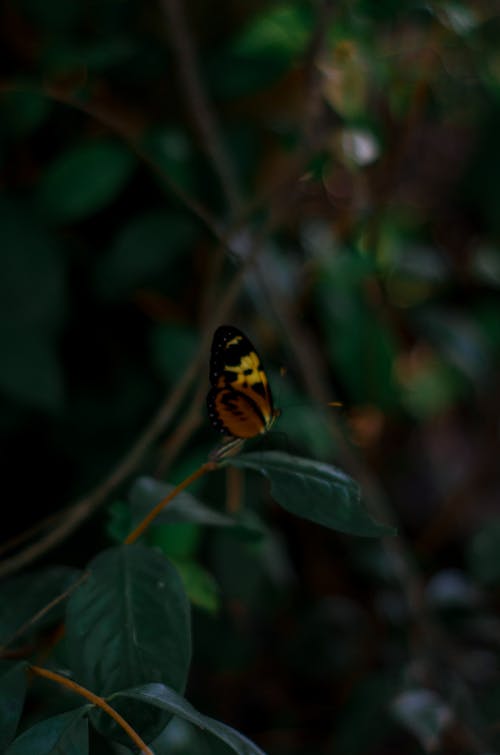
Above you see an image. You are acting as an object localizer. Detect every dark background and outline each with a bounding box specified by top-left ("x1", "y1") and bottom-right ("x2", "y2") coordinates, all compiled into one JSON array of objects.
[{"x1": 2, "y1": 0, "x2": 500, "y2": 752}]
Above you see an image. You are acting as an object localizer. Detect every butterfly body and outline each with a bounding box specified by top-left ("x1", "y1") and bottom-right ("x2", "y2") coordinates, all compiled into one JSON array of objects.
[{"x1": 207, "y1": 326, "x2": 279, "y2": 452}]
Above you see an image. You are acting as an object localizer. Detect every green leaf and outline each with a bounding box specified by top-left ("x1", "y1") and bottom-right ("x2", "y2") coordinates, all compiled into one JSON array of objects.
[
  {"x1": 6, "y1": 708, "x2": 88, "y2": 755},
  {"x1": 142, "y1": 128, "x2": 195, "y2": 193},
  {"x1": 112, "y1": 683, "x2": 266, "y2": 755},
  {"x1": 208, "y1": 5, "x2": 312, "y2": 97},
  {"x1": 38, "y1": 141, "x2": 134, "y2": 222},
  {"x1": 171, "y1": 559, "x2": 220, "y2": 613},
  {"x1": 0, "y1": 567, "x2": 81, "y2": 645},
  {"x1": 232, "y1": 5, "x2": 311, "y2": 59},
  {"x1": 316, "y1": 252, "x2": 399, "y2": 409},
  {"x1": 226, "y1": 452, "x2": 394, "y2": 537},
  {"x1": 312, "y1": 248, "x2": 399, "y2": 408},
  {"x1": 95, "y1": 211, "x2": 196, "y2": 299},
  {"x1": 149, "y1": 716, "x2": 215, "y2": 754},
  {"x1": 65, "y1": 545, "x2": 191, "y2": 744},
  {"x1": 150, "y1": 522, "x2": 201, "y2": 559},
  {"x1": 129, "y1": 476, "x2": 239, "y2": 529},
  {"x1": 0, "y1": 663, "x2": 27, "y2": 751}
]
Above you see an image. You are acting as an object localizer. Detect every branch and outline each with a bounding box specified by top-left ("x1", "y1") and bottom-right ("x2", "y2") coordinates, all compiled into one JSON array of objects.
[
  {"x1": 0, "y1": 572, "x2": 89, "y2": 655},
  {"x1": 0, "y1": 79, "x2": 223, "y2": 242},
  {"x1": 30, "y1": 665, "x2": 153, "y2": 754},
  {"x1": 160, "y1": 0, "x2": 242, "y2": 213},
  {"x1": 0, "y1": 225, "x2": 267, "y2": 579},
  {"x1": 124, "y1": 461, "x2": 216, "y2": 544}
]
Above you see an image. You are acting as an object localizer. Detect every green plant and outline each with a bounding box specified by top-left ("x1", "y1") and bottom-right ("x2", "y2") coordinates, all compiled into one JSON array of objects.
[{"x1": 0, "y1": 448, "x2": 391, "y2": 753}]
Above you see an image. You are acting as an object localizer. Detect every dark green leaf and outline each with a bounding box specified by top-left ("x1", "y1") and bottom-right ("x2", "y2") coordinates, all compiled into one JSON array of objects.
[
  {"x1": 112, "y1": 683, "x2": 267, "y2": 755},
  {"x1": 38, "y1": 141, "x2": 134, "y2": 222},
  {"x1": 149, "y1": 522, "x2": 201, "y2": 559},
  {"x1": 142, "y1": 128, "x2": 195, "y2": 192},
  {"x1": 171, "y1": 559, "x2": 220, "y2": 613},
  {"x1": 0, "y1": 567, "x2": 81, "y2": 645},
  {"x1": 149, "y1": 716, "x2": 215, "y2": 754},
  {"x1": 0, "y1": 663, "x2": 27, "y2": 751},
  {"x1": 95, "y1": 211, "x2": 196, "y2": 299},
  {"x1": 232, "y1": 5, "x2": 311, "y2": 59},
  {"x1": 315, "y1": 252, "x2": 399, "y2": 409},
  {"x1": 65, "y1": 545, "x2": 191, "y2": 744},
  {"x1": 226, "y1": 452, "x2": 394, "y2": 537},
  {"x1": 6, "y1": 708, "x2": 88, "y2": 755},
  {"x1": 208, "y1": 5, "x2": 311, "y2": 98},
  {"x1": 129, "y1": 476, "x2": 239, "y2": 529}
]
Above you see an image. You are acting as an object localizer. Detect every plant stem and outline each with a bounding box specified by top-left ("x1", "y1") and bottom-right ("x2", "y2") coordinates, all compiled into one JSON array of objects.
[
  {"x1": 29, "y1": 665, "x2": 153, "y2": 754},
  {"x1": 124, "y1": 461, "x2": 216, "y2": 544}
]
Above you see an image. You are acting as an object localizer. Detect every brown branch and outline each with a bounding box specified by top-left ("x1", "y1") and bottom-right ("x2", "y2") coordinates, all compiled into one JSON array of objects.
[
  {"x1": 255, "y1": 263, "x2": 430, "y2": 628},
  {"x1": 160, "y1": 0, "x2": 242, "y2": 213},
  {"x1": 0, "y1": 510, "x2": 63, "y2": 559},
  {"x1": 124, "y1": 462, "x2": 216, "y2": 544},
  {"x1": 0, "y1": 4, "x2": 335, "y2": 577},
  {"x1": 29, "y1": 665, "x2": 153, "y2": 754},
  {"x1": 0, "y1": 79, "x2": 223, "y2": 241},
  {"x1": 0, "y1": 358, "x2": 199, "y2": 580},
  {"x1": 225, "y1": 466, "x2": 243, "y2": 515},
  {"x1": 0, "y1": 571, "x2": 89, "y2": 655},
  {"x1": 0, "y1": 225, "x2": 267, "y2": 580}
]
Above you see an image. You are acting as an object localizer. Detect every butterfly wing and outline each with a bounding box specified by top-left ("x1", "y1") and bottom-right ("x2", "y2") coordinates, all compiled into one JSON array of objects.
[
  {"x1": 207, "y1": 386, "x2": 268, "y2": 439},
  {"x1": 207, "y1": 325, "x2": 276, "y2": 438}
]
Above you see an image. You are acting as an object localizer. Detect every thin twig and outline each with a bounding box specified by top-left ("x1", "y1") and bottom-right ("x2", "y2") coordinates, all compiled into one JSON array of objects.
[
  {"x1": 0, "y1": 2, "x2": 335, "y2": 578},
  {"x1": 0, "y1": 79, "x2": 223, "y2": 241},
  {"x1": 160, "y1": 0, "x2": 242, "y2": 213},
  {"x1": 124, "y1": 462, "x2": 216, "y2": 544},
  {"x1": 30, "y1": 665, "x2": 153, "y2": 754},
  {"x1": 225, "y1": 466, "x2": 243, "y2": 515},
  {"x1": 0, "y1": 510, "x2": 63, "y2": 558},
  {"x1": 0, "y1": 226, "x2": 266, "y2": 580},
  {"x1": 0, "y1": 571, "x2": 89, "y2": 655}
]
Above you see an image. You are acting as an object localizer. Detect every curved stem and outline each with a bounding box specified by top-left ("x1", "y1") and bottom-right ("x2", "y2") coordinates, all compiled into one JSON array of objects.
[
  {"x1": 0, "y1": 572, "x2": 88, "y2": 655},
  {"x1": 29, "y1": 665, "x2": 153, "y2": 754},
  {"x1": 124, "y1": 461, "x2": 216, "y2": 544}
]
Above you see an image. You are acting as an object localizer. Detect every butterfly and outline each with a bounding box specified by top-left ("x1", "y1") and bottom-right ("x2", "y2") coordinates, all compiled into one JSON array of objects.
[{"x1": 207, "y1": 325, "x2": 280, "y2": 459}]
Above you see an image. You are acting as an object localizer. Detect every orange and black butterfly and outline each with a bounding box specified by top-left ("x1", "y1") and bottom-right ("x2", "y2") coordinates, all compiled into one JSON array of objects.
[{"x1": 207, "y1": 325, "x2": 280, "y2": 458}]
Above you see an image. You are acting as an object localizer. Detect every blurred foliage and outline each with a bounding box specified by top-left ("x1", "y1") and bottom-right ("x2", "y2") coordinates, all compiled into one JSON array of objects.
[{"x1": 2, "y1": 0, "x2": 500, "y2": 752}]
